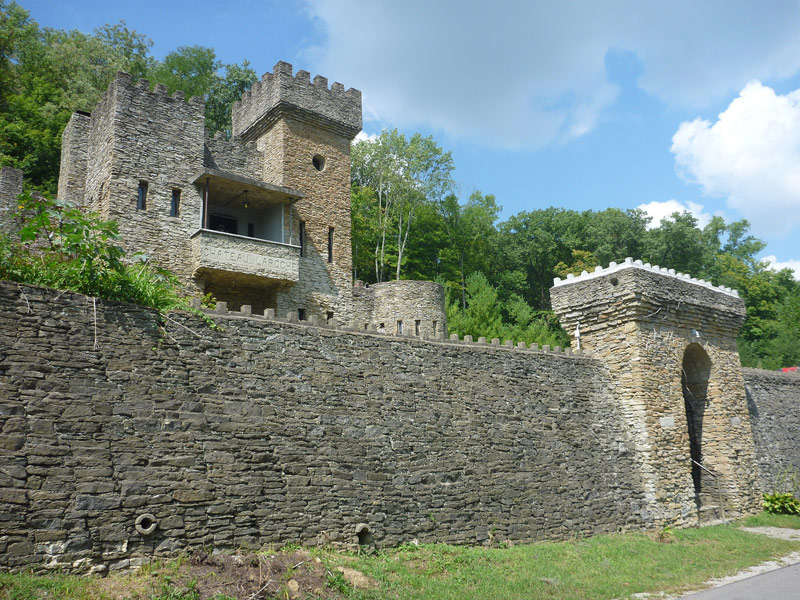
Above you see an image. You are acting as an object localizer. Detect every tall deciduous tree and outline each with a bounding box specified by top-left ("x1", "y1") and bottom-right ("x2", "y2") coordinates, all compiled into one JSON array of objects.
[{"x1": 351, "y1": 129, "x2": 454, "y2": 281}]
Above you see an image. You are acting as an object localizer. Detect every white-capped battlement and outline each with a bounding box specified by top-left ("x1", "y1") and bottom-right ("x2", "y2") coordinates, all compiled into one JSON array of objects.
[{"x1": 552, "y1": 257, "x2": 739, "y2": 298}]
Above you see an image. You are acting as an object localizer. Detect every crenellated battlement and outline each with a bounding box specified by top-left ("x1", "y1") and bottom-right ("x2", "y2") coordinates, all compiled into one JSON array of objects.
[
  {"x1": 553, "y1": 256, "x2": 739, "y2": 297},
  {"x1": 189, "y1": 298, "x2": 591, "y2": 360},
  {"x1": 231, "y1": 61, "x2": 362, "y2": 141},
  {"x1": 111, "y1": 71, "x2": 205, "y2": 109}
]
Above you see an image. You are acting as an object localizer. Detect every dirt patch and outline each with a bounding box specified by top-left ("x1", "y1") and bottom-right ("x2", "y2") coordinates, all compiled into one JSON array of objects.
[{"x1": 94, "y1": 549, "x2": 376, "y2": 600}]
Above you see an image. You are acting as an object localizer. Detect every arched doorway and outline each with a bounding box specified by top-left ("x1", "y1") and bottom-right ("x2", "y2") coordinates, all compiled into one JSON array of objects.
[{"x1": 682, "y1": 343, "x2": 711, "y2": 496}]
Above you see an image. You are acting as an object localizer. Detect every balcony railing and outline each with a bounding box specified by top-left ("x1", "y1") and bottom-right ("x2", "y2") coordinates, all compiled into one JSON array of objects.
[{"x1": 190, "y1": 229, "x2": 300, "y2": 283}]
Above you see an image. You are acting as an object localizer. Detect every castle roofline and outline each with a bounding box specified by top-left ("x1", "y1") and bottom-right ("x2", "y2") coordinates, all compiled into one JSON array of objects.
[
  {"x1": 193, "y1": 168, "x2": 305, "y2": 200},
  {"x1": 552, "y1": 257, "x2": 739, "y2": 298}
]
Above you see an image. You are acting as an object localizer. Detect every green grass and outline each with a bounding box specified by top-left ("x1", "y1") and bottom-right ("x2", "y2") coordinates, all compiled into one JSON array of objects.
[
  {"x1": 2, "y1": 517, "x2": 800, "y2": 600},
  {"x1": 340, "y1": 523, "x2": 800, "y2": 600},
  {"x1": 0, "y1": 571, "x2": 96, "y2": 600},
  {"x1": 742, "y1": 512, "x2": 800, "y2": 529}
]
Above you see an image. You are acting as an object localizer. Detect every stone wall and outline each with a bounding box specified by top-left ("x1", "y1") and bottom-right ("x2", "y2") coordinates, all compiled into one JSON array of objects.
[
  {"x1": 57, "y1": 112, "x2": 91, "y2": 209},
  {"x1": 0, "y1": 281, "x2": 646, "y2": 573},
  {"x1": 0, "y1": 166, "x2": 23, "y2": 235},
  {"x1": 745, "y1": 368, "x2": 800, "y2": 493},
  {"x1": 203, "y1": 133, "x2": 262, "y2": 180}
]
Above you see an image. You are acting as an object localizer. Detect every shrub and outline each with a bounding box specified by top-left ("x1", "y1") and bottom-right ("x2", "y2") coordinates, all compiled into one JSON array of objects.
[
  {"x1": 0, "y1": 192, "x2": 195, "y2": 316},
  {"x1": 763, "y1": 492, "x2": 800, "y2": 515}
]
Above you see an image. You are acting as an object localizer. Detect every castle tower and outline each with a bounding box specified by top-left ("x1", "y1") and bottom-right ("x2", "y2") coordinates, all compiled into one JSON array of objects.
[
  {"x1": 550, "y1": 258, "x2": 761, "y2": 526},
  {"x1": 56, "y1": 63, "x2": 361, "y2": 318},
  {"x1": 231, "y1": 61, "x2": 362, "y2": 322}
]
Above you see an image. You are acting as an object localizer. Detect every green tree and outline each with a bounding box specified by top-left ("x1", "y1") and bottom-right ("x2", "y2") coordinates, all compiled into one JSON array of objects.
[
  {"x1": 438, "y1": 191, "x2": 500, "y2": 308},
  {"x1": 149, "y1": 45, "x2": 219, "y2": 99},
  {"x1": 351, "y1": 130, "x2": 454, "y2": 281},
  {"x1": 205, "y1": 60, "x2": 257, "y2": 137}
]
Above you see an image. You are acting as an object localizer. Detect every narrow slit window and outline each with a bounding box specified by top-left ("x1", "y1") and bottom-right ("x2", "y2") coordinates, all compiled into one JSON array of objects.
[
  {"x1": 328, "y1": 226, "x2": 334, "y2": 263},
  {"x1": 397, "y1": 320, "x2": 403, "y2": 335},
  {"x1": 299, "y1": 221, "x2": 306, "y2": 257},
  {"x1": 137, "y1": 182, "x2": 148, "y2": 210},
  {"x1": 433, "y1": 320, "x2": 438, "y2": 336},
  {"x1": 415, "y1": 320, "x2": 421, "y2": 336},
  {"x1": 170, "y1": 189, "x2": 180, "y2": 217}
]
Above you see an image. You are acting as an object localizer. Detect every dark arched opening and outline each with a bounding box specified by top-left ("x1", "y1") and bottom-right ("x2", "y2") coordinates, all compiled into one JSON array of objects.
[{"x1": 682, "y1": 343, "x2": 711, "y2": 495}]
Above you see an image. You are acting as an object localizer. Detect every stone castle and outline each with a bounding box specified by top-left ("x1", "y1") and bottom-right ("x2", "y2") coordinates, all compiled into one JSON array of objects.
[
  {"x1": 0, "y1": 61, "x2": 446, "y2": 337},
  {"x1": 0, "y1": 62, "x2": 799, "y2": 574}
]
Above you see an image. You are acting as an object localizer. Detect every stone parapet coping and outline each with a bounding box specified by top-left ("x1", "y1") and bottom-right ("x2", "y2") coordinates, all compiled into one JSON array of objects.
[
  {"x1": 552, "y1": 257, "x2": 739, "y2": 298},
  {"x1": 190, "y1": 300, "x2": 591, "y2": 360}
]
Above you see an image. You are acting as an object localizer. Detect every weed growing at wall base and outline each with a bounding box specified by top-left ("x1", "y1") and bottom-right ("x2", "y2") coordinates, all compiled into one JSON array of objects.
[{"x1": 0, "y1": 192, "x2": 198, "y2": 317}]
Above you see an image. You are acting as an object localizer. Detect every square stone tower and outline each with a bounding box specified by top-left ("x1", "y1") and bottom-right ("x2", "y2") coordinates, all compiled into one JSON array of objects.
[
  {"x1": 231, "y1": 61, "x2": 362, "y2": 321},
  {"x1": 551, "y1": 258, "x2": 761, "y2": 526}
]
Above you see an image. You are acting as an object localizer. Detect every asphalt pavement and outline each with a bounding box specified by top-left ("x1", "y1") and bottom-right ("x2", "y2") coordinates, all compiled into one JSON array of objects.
[{"x1": 681, "y1": 562, "x2": 800, "y2": 599}]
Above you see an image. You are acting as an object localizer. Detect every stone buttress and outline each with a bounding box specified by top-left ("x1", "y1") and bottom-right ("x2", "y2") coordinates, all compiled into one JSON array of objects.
[{"x1": 551, "y1": 258, "x2": 762, "y2": 526}]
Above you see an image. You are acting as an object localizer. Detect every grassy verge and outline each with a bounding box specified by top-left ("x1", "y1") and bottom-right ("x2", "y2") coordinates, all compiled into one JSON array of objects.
[
  {"x1": 2, "y1": 516, "x2": 800, "y2": 600},
  {"x1": 741, "y1": 512, "x2": 800, "y2": 529},
  {"x1": 342, "y1": 523, "x2": 800, "y2": 599}
]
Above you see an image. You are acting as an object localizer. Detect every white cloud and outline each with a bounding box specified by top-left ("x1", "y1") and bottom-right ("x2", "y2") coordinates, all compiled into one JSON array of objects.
[
  {"x1": 671, "y1": 81, "x2": 800, "y2": 238},
  {"x1": 301, "y1": 1, "x2": 800, "y2": 148},
  {"x1": 354, "y1": 131, "x2": 378, "y2": 143},
  {"x1": 763, "y1": 255, "x2": 800, "y2": 280},
  {"x1": 636, "y1": 199, "x2": 713, "y2": 229}
]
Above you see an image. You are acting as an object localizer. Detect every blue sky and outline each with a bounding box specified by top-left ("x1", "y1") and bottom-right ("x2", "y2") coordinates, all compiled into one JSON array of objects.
[{"x1": 20, "y1": 0, "x2": 800, "y2": 276}]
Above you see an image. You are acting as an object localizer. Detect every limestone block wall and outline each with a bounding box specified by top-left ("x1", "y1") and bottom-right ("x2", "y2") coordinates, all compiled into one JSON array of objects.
[
  {"x1": 101, "y1": 75, "x2": 206, "y2": 285},
  {"x1": 203, "y1": 133, "x2": 262, "y2": 180},
  {"x1": 0, "y1": 166, "x2": 23, "y2": 235},
  {"x1": 57, "y1": 112, "x2": 91, "y2": 209},
  {"x1": 745, "y1": 368, "x2": 800, "y2": 493},
  {"x1": 0, "y1": 281, "x2": 646, "y2": 573}
]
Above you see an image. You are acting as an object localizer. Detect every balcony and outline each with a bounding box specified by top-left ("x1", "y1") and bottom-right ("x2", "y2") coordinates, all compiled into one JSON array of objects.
[{"x1": 190, "y1": 229, "x2": 300, "y2": 283}]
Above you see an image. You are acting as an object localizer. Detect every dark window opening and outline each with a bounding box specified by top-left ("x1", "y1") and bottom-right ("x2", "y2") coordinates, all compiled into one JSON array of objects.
[
  {"x1": 299, "y1": 221, "x2": 306, "y2": 257},
  {"x1": 170, "y1": 189, "x2": 180, "y2": 217},
  {"x1": 137, "y1": 182, "x2": 147, "y2": 210},
  {"x1": 312, "y1": 154, "x2": 325, "y2": 171},
  {"x1": 433, "y1": 320, "x2": 438, "y2": 335},
  {"x1": 328, "y1": 227, "x2": 334, "y2": 263},
  {"x1": 326, "y1": 311, "x2": 334, "y2": 323},
  {"x1": 415, "y1": 320, "x2": 421, "y2": 336},
  {"x1": 209, "y1": 214, "x2": 238, "y2": 234},
  {"x1": 397, "y1": 320, "x2": 403, "y2": 335},
  {"x1": 247, "y1": 223, "x2": 255, "y2": 237},
  {"x1": 298, "y1": 308, "x2": 307, "y2": 321}
]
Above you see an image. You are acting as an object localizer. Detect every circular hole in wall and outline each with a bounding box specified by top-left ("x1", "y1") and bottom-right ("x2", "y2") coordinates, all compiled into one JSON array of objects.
[
  {"x1": 609, "y1": 277, "x2": 619, "y2": 286},
  {"x1": 135, "y1": 513, "x2": 158, "y2": 536},
  {"x1": 312, "y1": 155, "x2": 326, "y2": 171}
]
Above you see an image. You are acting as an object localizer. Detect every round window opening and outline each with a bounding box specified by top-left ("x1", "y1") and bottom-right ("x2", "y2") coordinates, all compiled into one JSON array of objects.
[
  {"x1": 312, "y1": 154, "x2": 326, "y2": 171},
  {"x1": 609, "y1": 276, "x2": 619, "y2": 286}
]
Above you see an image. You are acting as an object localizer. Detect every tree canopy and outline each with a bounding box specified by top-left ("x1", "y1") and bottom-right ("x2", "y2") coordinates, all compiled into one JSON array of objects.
[{"x1": 0, "y1": 1, "x2": 254, "y2": 194}]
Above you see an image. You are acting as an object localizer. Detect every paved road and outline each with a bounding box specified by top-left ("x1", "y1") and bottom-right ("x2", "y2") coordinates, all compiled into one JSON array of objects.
[{"x1": 682, "y1": 562, "x2": 800, "y2": 599}]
